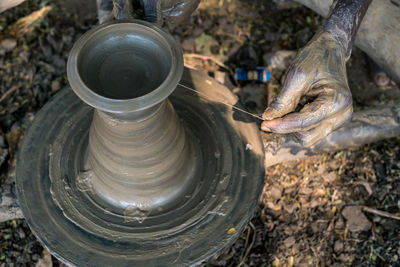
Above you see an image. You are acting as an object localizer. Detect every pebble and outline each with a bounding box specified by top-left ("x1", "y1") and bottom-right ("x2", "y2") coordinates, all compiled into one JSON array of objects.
[
  {"x1": 1, "y1": 39, "x2": 17, "y2": 52},
  {"x1": 283, "y1": 236, "x2": 296, "y2": 248},
  {"x1": 268, "y1": 186, "x2": 282, "y2": 200},
  {"x1": 32, "y1": 254, "x2": 39, "y2": 261},
  {"x1": 334, "y1": 240, "x2": 344, "y2": 253},
  {"x1": 342, "y1": 206, "x2": 372, "y2": 232},
  {"x1": 323, "y1": 171, "x2": 337, "y2": 183},
  {"x1": 51, "y1": 80, "x2": 61, "y2": 92},
  {"x1": 18, "y1": 229, "x2": 25, "y2": 239}
]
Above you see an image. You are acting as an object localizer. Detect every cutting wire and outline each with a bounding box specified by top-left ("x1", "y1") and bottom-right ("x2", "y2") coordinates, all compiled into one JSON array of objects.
[{"x1": 178, "y1": 83, "x2": 264, "y2": 121}]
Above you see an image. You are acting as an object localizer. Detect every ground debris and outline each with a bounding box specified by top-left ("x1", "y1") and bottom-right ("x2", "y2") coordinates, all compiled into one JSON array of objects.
[
  {"x1": 0, "y1": 38, "x2": 16, "y2": 53},
  {"x1": 342, "y1": 206, "x2": 372, "y2": 232},
  {"x1": 35, "y1": 249, "x2": 52, "y2": 267}
]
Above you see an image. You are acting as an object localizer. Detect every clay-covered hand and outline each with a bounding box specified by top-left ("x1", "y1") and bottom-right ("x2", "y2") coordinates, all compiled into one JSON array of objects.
[{"x1": 261, "y1": 30, "x2": 353, "y2": 147}]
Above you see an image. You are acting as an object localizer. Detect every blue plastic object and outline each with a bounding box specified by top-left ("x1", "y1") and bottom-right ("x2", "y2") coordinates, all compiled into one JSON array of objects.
[{"x1": 235, "y1": 67, "x2": 271, "y2": 82}]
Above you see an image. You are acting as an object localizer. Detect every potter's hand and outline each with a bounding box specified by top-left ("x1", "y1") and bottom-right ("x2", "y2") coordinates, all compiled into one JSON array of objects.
[{"x1": 261, "y1": 31, "x2": 353, "y2": 147}]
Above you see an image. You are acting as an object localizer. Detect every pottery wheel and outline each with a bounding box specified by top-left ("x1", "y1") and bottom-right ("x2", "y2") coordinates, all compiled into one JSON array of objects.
[{"x1": 16, "y1": 69, "x2": 265, "y2": 266}]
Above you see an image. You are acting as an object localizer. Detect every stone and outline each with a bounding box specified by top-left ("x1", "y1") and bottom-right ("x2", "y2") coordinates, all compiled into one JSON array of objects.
[
  {"x1": 334, "y1": 240, "x2": 344, "y2": 253},
  {"x1": 342, "y1": 206, "x2": 371, "y2": 232},
  {"x1": 323, "y1": 172, "x2": 337, "y2": 183},
  {"x1": 283, "y1": 236, "x2": 296, "y2": 248},
  {"x1": 268, "y1": 186, "x2": 282, "y2": 200},
  {"x1": 51, "y1": 80, "x2": 61, "y2": 92},
  {"x1": 1, "y1": 39, "x2": 17, "y2": 52}
]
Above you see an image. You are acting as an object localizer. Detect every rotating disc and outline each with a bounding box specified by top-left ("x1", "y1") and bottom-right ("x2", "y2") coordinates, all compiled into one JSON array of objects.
[{"x1": 16, "y1": 69, "x2": 265, "y2": 266}]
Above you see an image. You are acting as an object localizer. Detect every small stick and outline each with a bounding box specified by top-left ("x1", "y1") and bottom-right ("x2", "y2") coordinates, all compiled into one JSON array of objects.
[
  {"x1": 183, "y1": 53, "x2": 230, "y2": 70},
  {"x1": 0, "y1": 86, "x2": 18, "y2": 103},
  {"x1": 238, "y1": 225, "x2": 250, "y2": 265},
  {"x1": 178, "y1": 83, "x2": 263, "y2": 120},
  {"x1": 238, "y1": 222, "x2": 256, "y2": 267},
  {"x1": 362, "y1": 206, "x2": 400, "y2": 221}
]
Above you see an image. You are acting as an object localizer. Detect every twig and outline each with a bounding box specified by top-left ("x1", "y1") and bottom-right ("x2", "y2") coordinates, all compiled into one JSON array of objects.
[
  {"x1": 370, "y1": 245, "x2": 386, "y2": 262},
  {"x1": 310, "y1": 247, "x2": 319, "y2": 267},
  {"x1": 183, "y1": 63, "x2": 197, "y2": 70},
  {"x1": 238, "y1": 222, "x2": 256, "y2": 267},
  {"x1": 362, "y1": 206, "x2": 400, "y2": 221},
  {"x1": 183, "y1": 53, "x2": 233, "y2": 75},
  {"x1": 6, "y1": 6, "x2": 52, "y2": 39},
  {"x1": 238, "y1": 225, "x2": 250, "y2": 265},
  {"x1": 0, "y1": 86, "x2": 18, "y2": 103}
]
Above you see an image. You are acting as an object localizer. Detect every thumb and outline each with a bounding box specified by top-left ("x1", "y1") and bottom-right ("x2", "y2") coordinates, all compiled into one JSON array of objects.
[{"x1": 262, "y1": 68, "x2": 307, "y2": 120}]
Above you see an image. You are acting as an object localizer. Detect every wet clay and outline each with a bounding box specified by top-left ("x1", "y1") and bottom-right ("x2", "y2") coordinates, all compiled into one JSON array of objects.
[
  {"x1": 16, "y1": 20, "x2": 264, "y2": 266},
  {"x1": 65, "y1": 19, "x2": 200, "y2": 216},
  {"x1": 86, "y1": 101, "x2": 198, "y2": 213}
]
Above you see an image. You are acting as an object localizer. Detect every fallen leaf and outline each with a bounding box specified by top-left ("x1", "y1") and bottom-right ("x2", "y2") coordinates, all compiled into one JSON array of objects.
[
  {"x1": 283, "y1": 236, "x2": 296, "y2": 248},
  {"x1": 227, "y1": 227, "x2": 236, "y2": 235}
]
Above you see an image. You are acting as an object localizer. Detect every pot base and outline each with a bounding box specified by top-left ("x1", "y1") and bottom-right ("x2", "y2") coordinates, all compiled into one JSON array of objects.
[{"x1": 16, "y1": 69, "x2": 264, "y2": 266}]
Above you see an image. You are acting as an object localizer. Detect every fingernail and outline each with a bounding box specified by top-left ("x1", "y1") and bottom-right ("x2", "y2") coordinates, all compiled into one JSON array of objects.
[
  {"x1": 261, "y1": 123, "x2": 271, "y2": 132},
  {"x1": 262, "y1": 107, "x2": 271, "y2": 120}
]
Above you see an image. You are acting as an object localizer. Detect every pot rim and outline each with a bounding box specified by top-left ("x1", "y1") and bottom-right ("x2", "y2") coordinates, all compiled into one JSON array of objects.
[{"x1": 67, "y1": 19, "x2": 183, "y2": 114}]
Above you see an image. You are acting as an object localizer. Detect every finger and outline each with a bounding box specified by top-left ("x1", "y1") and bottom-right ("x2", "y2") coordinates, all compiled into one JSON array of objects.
[
  {"x1": 261, "y1": 88, "x2": 352, "y2": 133},
  {"x1": 293, "y1": 107, "x2": 353, "y2": 147},
  {"x1": 262, "y1": 66, "x2": 308, "y2": 120}
]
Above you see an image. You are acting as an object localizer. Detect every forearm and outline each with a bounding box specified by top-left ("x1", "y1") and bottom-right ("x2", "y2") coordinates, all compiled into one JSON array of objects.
[{"x1": 323, "y1": 0, "x2": 372, "y2": 58}]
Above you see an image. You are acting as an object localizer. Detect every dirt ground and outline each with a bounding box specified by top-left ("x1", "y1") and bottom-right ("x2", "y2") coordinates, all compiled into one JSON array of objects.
[{"x1": 1, "y1": 0, "x2": 399, "y2": 266}]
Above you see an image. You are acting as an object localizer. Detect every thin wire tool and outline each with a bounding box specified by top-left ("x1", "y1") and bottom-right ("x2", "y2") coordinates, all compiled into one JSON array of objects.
[{"x1": 178, "y1": 83, "x2": 264, "y2": 120}]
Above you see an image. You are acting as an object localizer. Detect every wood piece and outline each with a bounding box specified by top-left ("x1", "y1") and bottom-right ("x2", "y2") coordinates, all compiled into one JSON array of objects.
[{"x1": 362, "y1": 206, "x2": 400, "y2": 221}]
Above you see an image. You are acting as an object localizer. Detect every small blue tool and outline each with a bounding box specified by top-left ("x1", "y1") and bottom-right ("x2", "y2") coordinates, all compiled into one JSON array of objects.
[{"x1": 235, "y1": 67, "x2": 271, "y2": 82}]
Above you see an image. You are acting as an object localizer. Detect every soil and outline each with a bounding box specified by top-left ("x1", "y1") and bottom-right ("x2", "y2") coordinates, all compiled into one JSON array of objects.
[{"x1": 1, "y1": 0, "x2": 399, "y2": 266}]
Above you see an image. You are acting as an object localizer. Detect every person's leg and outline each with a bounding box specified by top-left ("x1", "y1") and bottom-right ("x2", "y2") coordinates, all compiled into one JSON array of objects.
[{"x1": 97, "y1": 0, "x2": 114, "y2": 23}]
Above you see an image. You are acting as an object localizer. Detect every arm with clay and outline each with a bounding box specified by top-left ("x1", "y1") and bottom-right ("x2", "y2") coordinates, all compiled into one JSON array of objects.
[{"x1": 261, "y1": 0, "x2": 372, "y2": 147}]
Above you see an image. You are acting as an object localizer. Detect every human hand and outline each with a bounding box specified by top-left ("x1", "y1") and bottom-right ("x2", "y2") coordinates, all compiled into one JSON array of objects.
[{"x1": 261, "y1": 31, "x2": 353, "y2": 147}]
